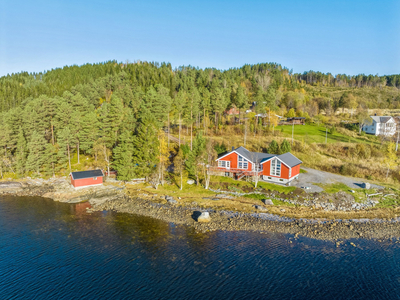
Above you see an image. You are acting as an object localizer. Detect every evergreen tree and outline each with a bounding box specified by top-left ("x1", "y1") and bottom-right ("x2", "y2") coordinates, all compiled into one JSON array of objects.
[
  {"x1": 79, "y1": 111, "x2": 99, "y2": 154},
  {"x1": 108, "y1": 96, "x2": 125, "y2": 146},
  {"x1": 186, "y1": 87, "x2": 200, "y2": 150},
  {"x1": 268, "y1": 140, "x2": 280, "y2": 154},
  {"x1": 132, "y1": 108, "x2": 160, "y2": 179},
  {"x1": 280, "y1": 139, "x2": 291, "y2": 154},
  {"x1": 185, "y1": 132, "x2": 206, "y2": 185},
  {"x1": 113, "y1": 131, "x2": 136, "y2": 181},
  {"x1": 234, "y1": 85, "x2": 247, "y2": 122},
  {"x1": 42, "y1": 143, "x2": 57, "y2": 177},
  {"x1": 173, "y1": 147, "x2": 185, "y2": 190},
  {"x1": 15, "y1": 126, "x2": 27, "y2": 175},
  {"x1": 145, "y1": 84, "x2": 172, "y2": 127},
  {"x1": 57, "y1": 127, "x2": 74, "y2": 173},
  {"x1": 174, "y1": 90, "x2": 187, "y2": 146},
  {"x1": 26, "y1": 131, "x2": 47, "y2": 174}
]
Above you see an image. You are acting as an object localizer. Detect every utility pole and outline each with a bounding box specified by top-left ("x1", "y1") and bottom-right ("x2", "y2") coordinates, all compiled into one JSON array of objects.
[
  {"x1": 396, "y1": 129, "x2": 399, "y2": 152},
  {"x1": 244, "y1": 120, "x2": 247, "y2": 146},
  {"x1": 291, "y1": 121, "x2": 294, "y2": 145},
  {"x1": 326, "y1": 127, "x2": 328, "y2": 144}
]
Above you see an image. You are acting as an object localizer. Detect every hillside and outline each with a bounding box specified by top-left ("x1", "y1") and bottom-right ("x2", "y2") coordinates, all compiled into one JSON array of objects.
[{"x1": 0, "y1": 61, "x2": 399, "y2": 184}]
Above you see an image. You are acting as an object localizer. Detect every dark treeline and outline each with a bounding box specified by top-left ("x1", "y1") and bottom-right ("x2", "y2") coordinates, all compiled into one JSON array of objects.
[{"x1": 0, "y1": 60, "x2": 399, "y2": 180}]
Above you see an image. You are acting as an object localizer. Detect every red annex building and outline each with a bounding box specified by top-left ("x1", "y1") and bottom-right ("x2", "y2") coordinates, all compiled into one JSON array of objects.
[
  {"x1": 70, "y1": 169, "x2": 104, "y2": 188},
  {"x1": 215, "y1": 146, "x2": 302, "y2": 184}
]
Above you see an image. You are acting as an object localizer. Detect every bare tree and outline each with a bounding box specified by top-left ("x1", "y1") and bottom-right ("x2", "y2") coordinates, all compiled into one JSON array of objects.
[
  {"x1": 203, "y1": 140, "x2": 217, "y2": 190},
  {"x1": 357, "y1": 110, "x2": 372, "y2": 134},
  {"x1": 249, "y1": 150, "x2": 261, "y2": 188}
]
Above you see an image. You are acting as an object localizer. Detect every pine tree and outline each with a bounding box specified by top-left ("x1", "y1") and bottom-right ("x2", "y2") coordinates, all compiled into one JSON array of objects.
[
  {"x1": 234, "y1": 85, "x2": 247, "y2": 123},
  {"x1": 185, "y1": 132, "x2": 206, "y2": 185},
  {"x1": 280, "y1": 139, "x2": 291, "y2": 154},
  {"x1": 174, "y1": 90, "x2": 187, "y2": 146},
  {"x1": 268, "y1": 140, "x2": 280, "y2": 154},
  {"x1": 42, "y1": 143, "x2": 57, "y2": 177},
  {"x1": 57, "y1": 127, "x2": 74, "y2": 173},
  {"x1": 132, "y1": 108, "x2": 160, "y2": 179},
  {"x1": 15, "y1": 126, "x2": 27, "y2": 175},
  {"x1": 108, "y1": 96, "x2": 125, "y2": 146},
  {"x1": 26, "y1": 131, "x2": 47, "y2": 175},
  {"x1": 186, "y1": 87, "x2": 200, "y2": 150},
  {"x1": 113, "y1": 131, "x2": 136, "y2": 181},
  {"x1": 173, "y1": 147, "x2": 185, "y2": 190},
  {"x1": 79, "y1": 111, "x2": 99, "y2": 154},
  {"x1": 145, "y1": 85, "x2": 172, "y2": 127}
]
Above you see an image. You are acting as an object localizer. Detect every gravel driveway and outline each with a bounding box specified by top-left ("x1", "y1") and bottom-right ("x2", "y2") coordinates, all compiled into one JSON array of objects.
[{"x1": 290, "y1": 167, "x2": 383, "y2": 193}]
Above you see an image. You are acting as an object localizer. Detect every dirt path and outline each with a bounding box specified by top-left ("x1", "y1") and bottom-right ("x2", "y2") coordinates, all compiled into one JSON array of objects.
[{"x1": 291, "y1": 167, "x2": 383, "y2": 193}]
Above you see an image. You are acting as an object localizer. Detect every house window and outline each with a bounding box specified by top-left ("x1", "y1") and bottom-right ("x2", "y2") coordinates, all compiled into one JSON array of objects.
[
  {"x1": 271, "y1": 159, "x2": 281, "y2": 176},
  {"x1": 94, "y1": 177, "x2": 97, "y2": 180},
  {"x1": 218, "y1": 161, "x2": 230, "y2": 168},
  {"x1": 238, "y1": 155, "x2": 248, "y2": 169}
]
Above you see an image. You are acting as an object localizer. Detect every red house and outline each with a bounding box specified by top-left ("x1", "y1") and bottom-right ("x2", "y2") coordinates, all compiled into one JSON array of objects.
[
  {"x1": 215, "y1": 146, "x2": 302, "y2": 184},
  {"x1": 70, "y1": 169, "x2": 104, "y2": 188}
]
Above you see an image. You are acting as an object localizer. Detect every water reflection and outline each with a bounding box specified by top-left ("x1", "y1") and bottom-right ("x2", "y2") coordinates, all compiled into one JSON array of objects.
[{"x1": 1, "y1": 196, "x2": 400, "y2": 299}]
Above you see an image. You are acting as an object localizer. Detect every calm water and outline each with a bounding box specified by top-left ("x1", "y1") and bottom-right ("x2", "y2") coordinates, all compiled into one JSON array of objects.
[{"x1": 1, "y1": 196, "x2": 400, "y2": 299}]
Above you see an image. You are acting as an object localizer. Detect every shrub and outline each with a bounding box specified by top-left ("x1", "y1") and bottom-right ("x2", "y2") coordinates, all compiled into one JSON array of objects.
[
  {"x1": 343, "y1": 123, "x2": 358, "y2": 132},
  {"x1": 280, "y1": 139, "x2": 291, "y2": 154},
  {"x1": 268, "y1": 140, "x2": 280, "y2": 154},
  {"x1": 214, "y1": 142, "x2": 227, "y2": 155}
]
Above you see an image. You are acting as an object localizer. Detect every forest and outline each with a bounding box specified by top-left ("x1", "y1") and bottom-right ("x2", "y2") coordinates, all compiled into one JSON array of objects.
[{"x1": 0, "y1": 60, "x2": 399, "y2": 184}]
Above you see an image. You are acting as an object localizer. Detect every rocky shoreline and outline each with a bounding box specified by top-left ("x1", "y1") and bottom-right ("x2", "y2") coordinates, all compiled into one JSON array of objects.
[
  {"x1": 89, "y1": 193, "x2": 400, "y2": 241},
  {"x1": 2, "y1": 179, "x2": 400, "y2": 241},
  {"x1": 0, "y1": 178, "x2": 125, "y2": 204}
]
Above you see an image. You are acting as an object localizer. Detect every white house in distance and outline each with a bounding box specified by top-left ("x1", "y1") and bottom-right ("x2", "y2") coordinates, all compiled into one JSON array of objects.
[{"x1": 362, "y1": 116, "x2": 396, "y2": 136}]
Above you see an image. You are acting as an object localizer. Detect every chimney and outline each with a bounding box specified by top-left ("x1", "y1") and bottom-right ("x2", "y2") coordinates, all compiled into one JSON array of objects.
[
  {"x1": 375, "y1": 113, "x2": 377, "y2": 116},
  {"x1": 232, "y1": 146, "x2": 234, "y2": 151}
]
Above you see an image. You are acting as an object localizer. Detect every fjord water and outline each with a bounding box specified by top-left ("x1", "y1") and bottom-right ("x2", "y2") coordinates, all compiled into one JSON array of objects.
[{"x1": 1, "y1": 197, "x2": 400, "y2": 300}]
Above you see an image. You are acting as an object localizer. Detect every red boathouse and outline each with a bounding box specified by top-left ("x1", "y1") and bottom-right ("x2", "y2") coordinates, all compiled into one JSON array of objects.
[
  {"x1": 70, "y1": 169, "x2": 104, "y2": 188},
  {"x1": 215, "y1": 146, "x2": 302, "y2": 185}
]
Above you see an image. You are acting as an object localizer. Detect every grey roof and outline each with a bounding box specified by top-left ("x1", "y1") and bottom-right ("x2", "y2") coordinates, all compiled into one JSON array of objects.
[
  {"x1": 276, "y1": 152, "x2": 302, "y2": 167},
  {"x1": 371, "y1": 116, "x2": 393, "y2": 123},
  {"x1": 71, "y1": 169, "x2": 104, "y2": 180},
  {"x1": 226, "y1": 146, "x2": 301, "y2": 167}
]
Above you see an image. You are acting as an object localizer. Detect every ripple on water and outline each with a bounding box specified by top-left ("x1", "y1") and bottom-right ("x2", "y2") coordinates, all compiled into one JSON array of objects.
[{"x1": 1, "y1": 196, "x2": 400, "y2": 299}]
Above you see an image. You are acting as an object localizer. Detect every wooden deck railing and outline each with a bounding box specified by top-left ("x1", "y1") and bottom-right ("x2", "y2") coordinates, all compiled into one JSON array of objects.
[{"x1": 211, "y1": 166, "x2": 263, "y2": 176}]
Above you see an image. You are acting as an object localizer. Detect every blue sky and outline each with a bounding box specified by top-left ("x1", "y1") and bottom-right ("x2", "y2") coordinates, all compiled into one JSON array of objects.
[{"x1": 0, "y1": 0, "x2": 399, "y2": 77}]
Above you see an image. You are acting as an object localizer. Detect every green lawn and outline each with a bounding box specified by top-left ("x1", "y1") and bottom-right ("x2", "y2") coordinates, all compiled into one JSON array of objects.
[
  {"x1": 211, "y1": 175, "x2": 296, "y2": 194},
  {"x1": 276, "y1": 124, "x2": 377, "y2": 145}
]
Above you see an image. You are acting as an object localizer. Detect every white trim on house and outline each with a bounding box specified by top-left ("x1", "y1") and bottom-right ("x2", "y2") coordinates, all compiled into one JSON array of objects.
[
  {"x1": 262, "y1": 174, "x2": 299, "y2": 184},
  {"x1": 216, "y1": 150, "x2": 243, "y2": 161},
  {"x1": 237, "y1": 154, "x2": 250, "y2": 169},
  {"x1": 259, "y1": 155, "x2": 290, "y2": 169},
  {"x1": 270, "y1": 158, "x2": 281, "y2": 176},
  {"x1": 218, "y1": 160, "x2": 230, "y2": 169}
]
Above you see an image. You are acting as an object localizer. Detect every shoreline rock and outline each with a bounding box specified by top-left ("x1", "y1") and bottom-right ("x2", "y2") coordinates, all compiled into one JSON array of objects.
[{"x1": 2, "y1": 179, "x2": 400, "y2": 241}]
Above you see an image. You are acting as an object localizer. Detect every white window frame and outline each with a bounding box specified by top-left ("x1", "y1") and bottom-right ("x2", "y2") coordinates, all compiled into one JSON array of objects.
[
  {"x1": 218, "y1": 160, "x2": 230, "y2": 169},
  {"x1": 238, "y1": 155, "x2": 248, "y2": 169},
  {"x1": 270, "y1": 158, "x2": 281, "y2": 177}
]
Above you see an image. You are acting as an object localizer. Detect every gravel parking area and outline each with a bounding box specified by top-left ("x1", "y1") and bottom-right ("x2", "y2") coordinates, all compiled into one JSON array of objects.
[{"x1": 291, "y1": 167, "x2": 383, "y2": 193}]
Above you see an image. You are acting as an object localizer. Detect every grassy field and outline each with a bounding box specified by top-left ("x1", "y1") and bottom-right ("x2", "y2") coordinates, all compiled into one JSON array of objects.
[
  {"x1": 275, "y1": 124, "x2": 378, "y2": 145},
  {"x1": 210, "y1": 176, "x2": 296, "y2": 194}
]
